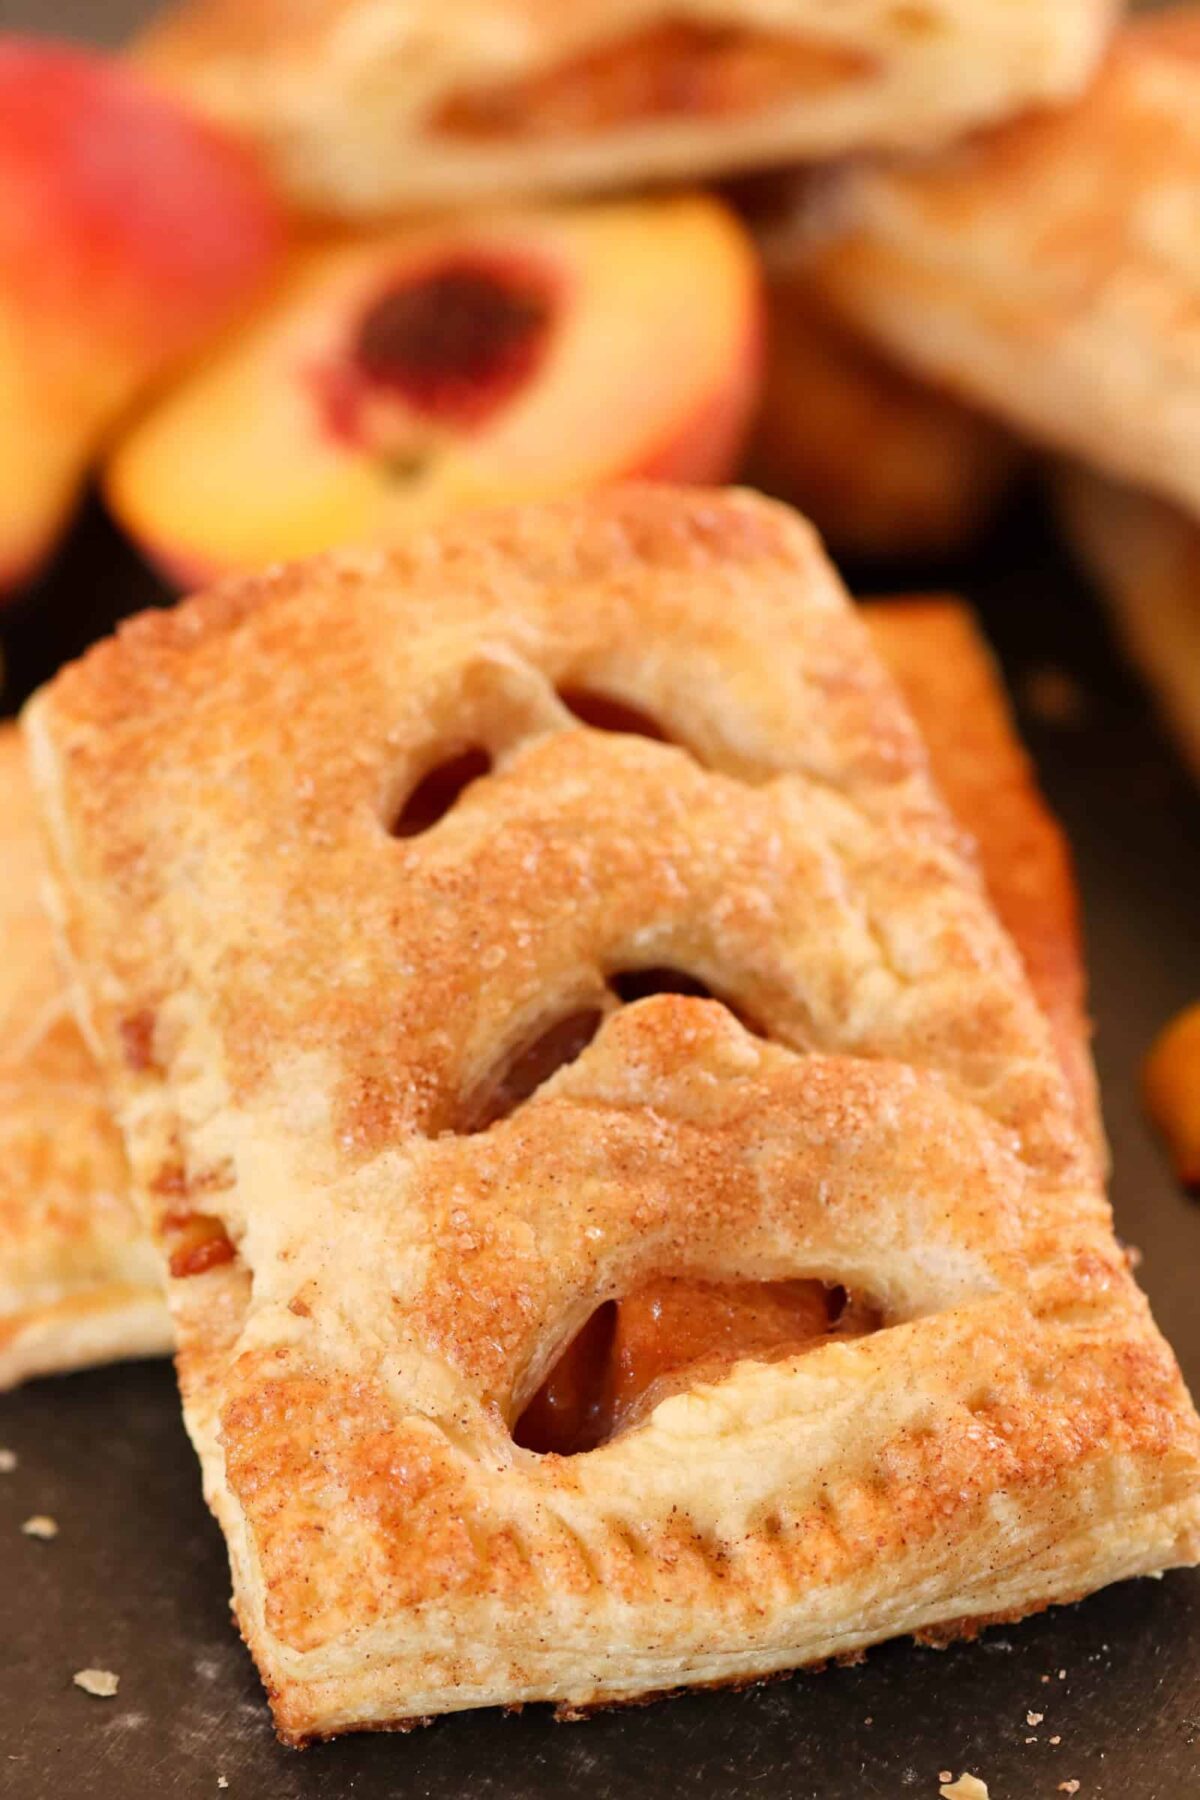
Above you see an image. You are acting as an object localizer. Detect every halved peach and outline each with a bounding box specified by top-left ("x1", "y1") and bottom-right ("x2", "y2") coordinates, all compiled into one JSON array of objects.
[
  {"x1": 103, "y1": 195, "x2": 762, "y2": 586},
  {"x1": 1144, "y1": 1002, "x2": 1200, "y2": 1192},
  {"x1": 0, "y1": 37, "x2": 283, "y2": 593},
  {"x1": 750, "y1": 276, "x2": 1017, "y2": 559}
]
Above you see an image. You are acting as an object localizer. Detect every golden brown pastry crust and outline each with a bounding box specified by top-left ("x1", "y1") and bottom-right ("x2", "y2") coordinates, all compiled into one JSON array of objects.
[
  {"x1": 1055, "y1": 467, "x2": 1200, "y2": 782},
  {"x1": 0, "y1": 725, "x2": 169, "y2": 1389},
  {"x1": 866, "y1": 598, "x2": 1102, "y2": 1161},
  {"x1": 25, "y1": 487, "x2": 1200, "y2": 1741},
  {"x1": 133, "y1": 0, "x2": 1116, "y2": 214},
  {"x1": 0, "y1": 599, "x2": 1090, "y2": 1387},
  {"x1": 805, "y1": 7, "x2": 1200, "y2": 521},
  {"x1": 751, "y1": 281, "x2": 1017, "y2": 559}
]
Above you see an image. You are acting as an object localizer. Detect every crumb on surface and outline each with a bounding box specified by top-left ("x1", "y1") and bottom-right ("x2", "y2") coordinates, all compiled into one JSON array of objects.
[
  {"x1": 0, "y1": 1448, "x2": 16, "y2": 1472},
  {"x1": 73, "y1": 1668, "x2": 119, "y2": 1699},
  {"x1": 1027, "y1": 1711, "x2": 1044, "y2": 1726},
  {"x1": 21, "y1": 1515, "x2": 58, "y2": 1539},
  {"x1": 218, "y1": 1780, "x2": 229, "y2": 1791},
  {"x1": 1051, "y1": 1735, "x2": 1062, "y2": 1746},
  {"x1": 939, "y1": 1774, "x2": 953, "y2": 1785},
  {"x1": 940, "y1": 1777, "x2": 989, "y2": 1800},
  {"x1": 1058, "y1": 1784, "x2": 1081, "y2": 1796}
]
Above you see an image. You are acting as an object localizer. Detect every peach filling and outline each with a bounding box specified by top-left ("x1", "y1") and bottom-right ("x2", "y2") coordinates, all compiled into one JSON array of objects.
[
  {"x1": 435, "y1": 22, "x2": 877, "y2": 140},
  {"x1": 164, "y1": 1210, "x2": 236, "y2": 1280},
  {"x1": 516, "y1": 1277, "x2": 879, "y2": 1454}
]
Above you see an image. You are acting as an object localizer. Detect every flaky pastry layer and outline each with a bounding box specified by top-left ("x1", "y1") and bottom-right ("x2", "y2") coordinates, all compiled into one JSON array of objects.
[
  {"x1": 134, "y1": 0, "x2": 1115, "y2": 213},
  {"x1": 751, "y1": 283, "x2": 1017, "y2": 559},
  {"x1": 804, "y1": 7, "x2": 1200, "y2": 522},
  {"x1": 0, "y1": 600, "x2": 1092, "y2": 1387},
  {"x1": 1055, "y1": 467, "x2": 1200, "y2": 783},
  {"x1": 25, "y1": 487, "x2": 1200, "y2": 1740},
  {"x1": 0, "y1": 725, "x2": 168, "y2": 1389}
]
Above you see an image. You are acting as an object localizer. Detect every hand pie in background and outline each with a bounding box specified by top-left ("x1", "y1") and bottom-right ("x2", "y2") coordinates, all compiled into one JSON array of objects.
[
  {"x1": 1055, "y1": 467, "x2": 1200, "y2": 783},
  {"x1": 132, "y1": 0, "x2": 1117, "y2": 215},
  {"x1": 750, "y1": 279, "x2": 1018, "y2": 560},
  {"x1": 0, "y1": 724, "x2": 169, "y2": 1390},
  {"x1": 803, "y1": 7, "x2": 1200, "y2": 521}
]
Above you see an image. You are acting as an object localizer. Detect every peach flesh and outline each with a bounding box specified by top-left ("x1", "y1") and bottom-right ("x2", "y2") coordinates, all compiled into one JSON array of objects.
[{"x1": 105, "y1": 196, "x2": 763, "y2": 584}]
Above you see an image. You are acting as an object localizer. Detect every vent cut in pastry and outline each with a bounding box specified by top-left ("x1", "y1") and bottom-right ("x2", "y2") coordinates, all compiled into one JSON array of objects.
[
  {"x1": 1055, "y1": 467, "x2": 1200, "y2": 784},
  {"x1": 0, "y1": 597, "x2": 1092, "y2": 1389},
  {"x1": 0, "y1": 724, "x2": 169, "y2": 1388},
  {"x1": 805, "y1": 6, "x2": 1200, "y2": 521},
  {"x1": 25, "y1": 488, "x2": 1200, "y2": 1741},
  {"x1": 133, "y1": 0, "x2": 1117, "y2": 214}
]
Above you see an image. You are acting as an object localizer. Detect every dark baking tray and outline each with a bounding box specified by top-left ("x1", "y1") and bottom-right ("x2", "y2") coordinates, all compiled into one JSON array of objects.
[{"x1": 2, "y1": 5, "x2": 1199, "y2": 1794}]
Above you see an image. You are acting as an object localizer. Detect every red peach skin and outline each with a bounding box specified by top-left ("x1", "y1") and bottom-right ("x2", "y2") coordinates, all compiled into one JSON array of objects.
[{"x1": 0, "y1": 38, "x2": 283, "y2": 593}]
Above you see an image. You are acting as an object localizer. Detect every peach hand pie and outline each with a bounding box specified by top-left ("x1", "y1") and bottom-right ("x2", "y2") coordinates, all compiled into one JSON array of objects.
[
  {"x1": 750, "y1": 279, "x2": 1018, "y2": 561},
  {"x1": 805, "y1": 6, "x2": 1200, "y2": 521},
  {"x1": 134, "y1": 0, "x2": 1116, "y2": 215},
  {"x1": 0, "y1": 724, "x2": 169, "y2": 1389},
  {"x1": 1055, "y1": 467, "x2": 1200, "y2": 784},
  {"x1": 26, "y1": 487, "x2": 1200, "y2": 1742},
  {"x1": 0, "y1": 595, "x2": 1088, "y2": 1389}
]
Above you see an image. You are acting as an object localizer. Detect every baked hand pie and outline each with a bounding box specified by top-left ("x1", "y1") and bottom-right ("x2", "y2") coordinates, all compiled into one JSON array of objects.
[
  {"x1": 0, "y1": 596, "x2": 1090, "y2": 1388},
  {"x1": 26, "y1": 488, "x2": 1200, "y2": 1741},
  {"x1": 750, "y1": 279, "x2": 1018, "y2": 560},
  {"x1": 133, "y1": 0, "x2": 1116, "y2": 215},
  {"x1": 0, "y1": 724, "x2": 169, "y2": 1388},
  {"x1": 1055, "y1": 468, "x2": 1200, "y2": 783},
  {"x1": 803, "y1": 6, "x2": 1200, "y2": 521}
]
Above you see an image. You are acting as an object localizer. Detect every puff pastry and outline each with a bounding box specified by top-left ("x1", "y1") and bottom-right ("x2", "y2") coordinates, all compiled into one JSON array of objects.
[
  {"x1": 751, "y1": 279, "x2": 1017, "y2": 559},
  {"x1": 26, "y1": 488, "x2": 1200, "y2": 1741},
  {"x1": 0, "y1": 724, "x2": 169, "y2": 1389},
  {"x1": 805, "y1": 7, "x2": 1200, "y2": 521},
  {"x1": 133, "y1": 0, "x2": 1116, "y2": 214},
  {"x1": 1055, "y1": 467, "x2": 1200, "y2": 782},
  {"x1": 0, "y1": 599, "x2": 1090, "y2": 1388}
]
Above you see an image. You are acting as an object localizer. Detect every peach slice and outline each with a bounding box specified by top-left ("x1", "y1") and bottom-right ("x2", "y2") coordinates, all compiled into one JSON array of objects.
[
  {"x1": 750, "y1": 276, "x2": 1017, "y2": 559},
  {"x1": 0, "y1": 38, "x2": 283, "y2": 594},
  {"x1": 1144, "y1": 1002, "x2": 1200, "y2": 1193},
  {"x1": 103, "y1": 195, "x2": 762, "y2": 585}
]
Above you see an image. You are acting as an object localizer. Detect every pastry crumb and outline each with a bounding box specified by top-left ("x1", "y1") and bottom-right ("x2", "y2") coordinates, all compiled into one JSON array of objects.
[
  {"x1": 0, "y1": 1448, "x2": 16, "y2": 1472},
  {"x1": 1027, "y1": 1711, "x2": 1044, "y2": 1726},
  {"x1": 1024, "y1": 1736, "x2": 1037, "y2": 1745},
  {"x1": 1058, "y1": 1784, "x2": 1080, "y2": 1796},
  {"x1": 21, "y1": 1514, "x2": 58, "y2": 1539},
  {"x1": 940, "y1": 1777, "x2": 989, "y2": 1800},
  {"x1": 73, "y1": 1668, "x2": 119, "y2": 1698},
  {"x1": 939, "y1": 1774, "x2": 953, "y2": 1786},
  {"x1": 1058, "y1": 1669, "x2": 1067, "y2": 1680},
  {"x1": 1051, "y1": 1735, "x2": 1062, "y2": 1746},
  {"x1": 218, "y1": 1780, "x2": 229, "y2": 1791}
]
